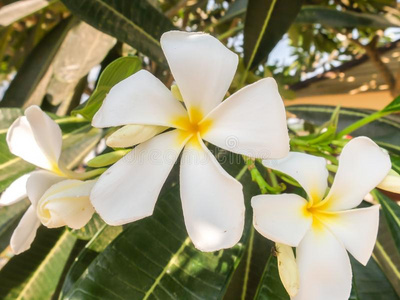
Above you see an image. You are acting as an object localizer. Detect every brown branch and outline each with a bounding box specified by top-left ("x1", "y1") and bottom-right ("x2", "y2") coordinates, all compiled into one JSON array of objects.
[{"x1": 165, "y1": 0, "x2": 191, "y2": 18}]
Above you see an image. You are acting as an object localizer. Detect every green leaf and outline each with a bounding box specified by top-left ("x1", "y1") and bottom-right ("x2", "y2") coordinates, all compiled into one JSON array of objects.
[
  {"x1": 0, "y1": 228, "x2": 76, "y2": 300},
  {"x1": 60, "y1": 0, "x2": 176, "y2": 66},
  {"x1": 382, "y1": 95, "x2": 400, "y2": 115},
  {"x1": 287, "y1": 105, "x2": 400, "y2": 155},
  {"x1": 0, "y1": 200, "x2": 30, "y2": 253},
  {"x1": 373, "y1": 190, "x2": 400, "y2": 253},
  {"x1": 60, "y1": 225, "x2": 123, "y2": 297},
  {"x1": 253, "y1": 255, "x2": 289, "y2": 300},
  {"x1": 243, "y1": 0, "x2": 302, "y2": 69},
  {"x1": 374, "y1": 218, "x2": 400, "y2": 296},
  {"x1": 351, "y1": 256, "x2": 399, "y2": 300},
  {"x1": 72, "y1": 56, "x2": 142, "y2": 120},
  {"x1": 0, "y1": 17, "x2": 76, "y2": 108},
  {"x1": 295, "y1": 6, "x2": 400, "y2": 29},
  {"x1": 61, "y1": 149, "x2": 258, "y2": 299}
]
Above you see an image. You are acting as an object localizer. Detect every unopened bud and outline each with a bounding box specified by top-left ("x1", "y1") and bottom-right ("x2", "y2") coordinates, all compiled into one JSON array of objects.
[
  {"x1": 106, "y1": 124, "x2": 167, "y2": 148},
  {"x1": 275, "y1": 243, "x2": 300, "y2": 297},
  {"x1": 37, "y1": 180, "x2": 95, "y2": 229}
]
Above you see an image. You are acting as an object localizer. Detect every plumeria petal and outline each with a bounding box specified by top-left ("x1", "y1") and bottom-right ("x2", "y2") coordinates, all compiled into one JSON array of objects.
[
  {"x1": 202, "y1": 78, "x2": 289, "y2": 159},
  {"x1": 180, "y1": 136, "x2": 244, "y2": 252},
  {"x1": 161, "y1": 31, "x2": 238, "y2": 116},
  {"x1": 316, "y1": 205, "x2": 380, "y2": 266},
  {"x1": 263, "y1": 152, "x2": 328, "y2": 202},
  {"x1": 26, "y1": 170, "x2": 64, "y2": 206},
  {"x1": 91, "y1": 130, "x2": 188, "y2": 226},
  {"x1": 92, "y1": 70, "x2": 187, "y2": 128},
  {"x1": 322, "y1": 137, "x2": 391, "y2": 211},
  {"x1": 251, "y1": 194, "x2": 312, "y2": 247},
  {"x1": 0, "y1": 173, "x2": 30, "y2": 206},
  {"x1": 10, "y1": 205, "x2": 41, "y2": 254},
  {"x1": 106, "y1": 124, "x2": 168, "y2": 148},
  {"x1": 37, "y1": 180, "x2": 95, "y2": 229},
  {"x1": 294, "y1": 228, "x2": 352, "y2": 300},
  {"x1": 7, "y1": 106, "x2": 62, "y2": 171}
]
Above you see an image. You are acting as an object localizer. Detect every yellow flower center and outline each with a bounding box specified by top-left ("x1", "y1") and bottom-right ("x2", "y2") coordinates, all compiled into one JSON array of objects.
[
  {"x1": 302, "y1": 201, "x2": 337, "y2": 232},
  {"x1": 171, "y1": 107, "x2": 213, "y2": 146}
]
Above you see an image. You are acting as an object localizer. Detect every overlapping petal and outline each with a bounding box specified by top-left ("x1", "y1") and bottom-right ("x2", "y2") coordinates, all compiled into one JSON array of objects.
[
  {"x1": 180, "y1": 136, "x2": 244, "y2": 251},
  {"x1": 10, "y1": 205, "x2": 41, "y2": 255},
  {"x1": 263, "y1": 152, "x2": 328, "y2": 203},
  {"x1": 323, "y1": 137, "x2": 391, "y2": 211},
  {"x1": 91, "y1": 130, "x2": 189, "y2": 226},
  {"x1": 0, "y1": 173, "x2": 30, "y2": 206},
  {"x1": 37, "y1": 180, "x2": 95, "y2": 229},
  {"x1": 316, "y1": 205, "x2": 380, "y2": 265},
  {"x1": 294, "y1": 228, "x2": 352, "y2": 300},
  {"x1": 92, "y1": 70, "x2": 187, "y2": 128},
  {"x1": 161, "y1": 31, "x2": 238, "y2": 116},
  {"x1": 251, "y1": 194, "x2": 312, "y2": 247},
  {"x1": 26, "y1": 170, "x2": 64, "y2": 206},
  {"x1": 202, "y1": 78, "x2": 289, "y2": 159},
  {"x1": 7, "y1": 106, "x2": 62, "y2": 171}
]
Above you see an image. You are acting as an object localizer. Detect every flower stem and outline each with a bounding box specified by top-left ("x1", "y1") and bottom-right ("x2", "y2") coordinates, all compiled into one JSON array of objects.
[{"x1": 336, "y1": 111, "x2": 386, "y2": 137}]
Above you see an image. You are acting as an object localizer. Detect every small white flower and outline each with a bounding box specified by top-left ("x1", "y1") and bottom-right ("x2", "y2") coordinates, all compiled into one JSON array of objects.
[
  {"x1": 0, "y1": 106, "x2": 94, "y2": 254},
  {"x1": 90, "y1": 31, "x2": 290, "y2": 252},
  {"x1": 252, "y1": 137, "x2": 391, "y2": 300}
]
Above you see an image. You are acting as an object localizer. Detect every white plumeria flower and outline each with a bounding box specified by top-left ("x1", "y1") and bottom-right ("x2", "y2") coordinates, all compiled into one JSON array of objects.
[
  {"x1": 0, "y1": 106, "x2": 95, "y2": 254},
  {"x1": 90, "y1": 31, "x2": 290, "y2": 252},
  {"x1": 252, "y1": 137, "x2": 391, "y2": 300}
]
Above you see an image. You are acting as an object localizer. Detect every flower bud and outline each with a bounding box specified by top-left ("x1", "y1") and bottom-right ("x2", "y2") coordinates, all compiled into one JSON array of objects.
[
  {"x1": 275, "y1": 243, "x2": 300, "y2": 297},
  {"x1": 106, "y1": 124, "x2": 167, "y2": 148},
  {"x1": 377, "y1": 169, "x2": 400, "y2": 194},
  {"x1": 37, "y1": 179, "x2": 95, "y2": 229}
]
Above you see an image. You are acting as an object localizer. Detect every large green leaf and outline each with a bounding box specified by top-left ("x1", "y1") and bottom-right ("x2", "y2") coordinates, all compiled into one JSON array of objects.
[
  {"x1": 60, "y1": 225, "x2": 123, "y2": 297},
  {"x1": 0, "y1": 17, "x2": 76, "y2": 108},
  {"x1": 253, "y1": 255, "x2": 289, "y2": 300},
  {"x1": 60, "y1": 0, "x2": 175, "y2": 66},
  {"x1": 373, "y1": 190, "x2": 400, "y2": 253},
  {"x1": 243, "y1": 0, "x2": 302, "y2": 69},
  {"x1": 351, "y1": 256, "x2": 399, "y2": 300},
  {"x1": 73, "y1": 56, "x2": 142, "y2": 120},
  {"x1": 286, "y1": 105, "x2": 400, "y2": 154},
  {"x1": 295, "y1": 6, "x2": 400, "y2": 29},
  {"x1": 382, "y1": 95, "x2": 400, "y2": 115},
  {"x1": 61, "y1": 149, "x2": 258, "y2": 299},
  {"x1": 0, "y1": 228, "x2": 76, "y2": 299}
]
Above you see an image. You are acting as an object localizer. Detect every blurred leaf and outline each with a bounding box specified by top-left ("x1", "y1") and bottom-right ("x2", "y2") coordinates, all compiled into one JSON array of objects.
[
  {"x1": 61, "y1": 149, "x2": 258, "y2": 300},
  {"x1": 0, "y1": 17, "x2": 76, "y2": 108},
  {"x1": 0, "y1": 200, "x2": 30, "y2": 253},
  {"x1": 373, "y1": 190, "x2": 400, "y2": 253},
  {"x1": 287, "y1": 105, "x2": 400, "y2": 155},
  {"x1": 253, "y1": 255, "x2": 289, "y2": 300},
  {"x1": 382, "y1": 95, "x2": 400, "y2": 115},
  {"x1": 374, "y1": 214, "x2": 400, "y2": 296},
  {"x1": 73, "y1": 56, "x2": 142, "y2": 120},
  {"x1": 0, "y1": 0, "x2": 57, "y2": 27},
  {"x1": 351, "y1": 256, "x2": 399, "y2": 300},
  {"x1": 46, "y1": 21, "x2": 116, "y2": 110},
  {"x1": 0, "y1": 228, "x2": 76, "y2": 299},
  {"x1": 60, "y1": 0, "x2": 175, "y2": 66},
  {"x1": 243, "y1": 0, "x2": 302, "y2": 69},
  {"x1": 218, "y1": 0, "x2": 247, "y2": 25},
  {"x1": 295, "y1": 6, "x2": 400, "y2": 29}
]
